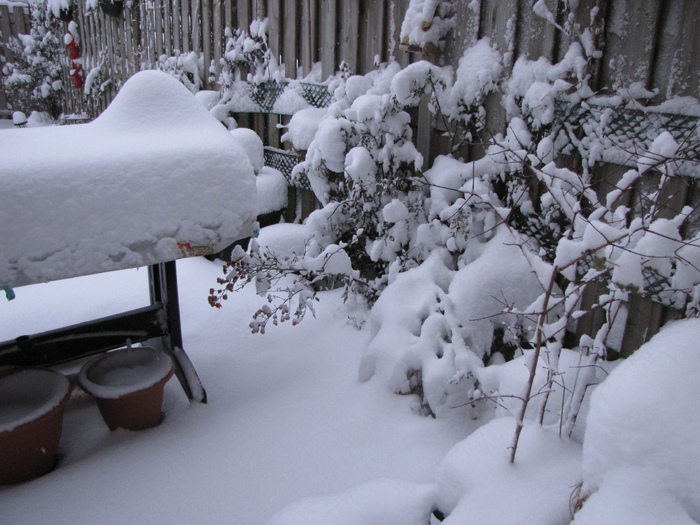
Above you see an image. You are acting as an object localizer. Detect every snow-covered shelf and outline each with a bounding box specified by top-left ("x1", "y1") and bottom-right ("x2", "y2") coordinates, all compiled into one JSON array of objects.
[
  {"x1": 555, "y1": 100, "x2": 700, "y2": 177},
  {"x1": 263, "y1": 146, "x2": 310, "y2": 190},
  {"x1": 0, "y1": 70, "x2": 256, "y2": 288},
  {"x1": 217, "y1": 80, "x2": 332, "y2": 116}
]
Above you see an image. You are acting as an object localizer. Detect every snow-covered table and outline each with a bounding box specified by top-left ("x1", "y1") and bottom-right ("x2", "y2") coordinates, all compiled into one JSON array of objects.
[{"x1": 0, "y1": 71, "x2": 257, "y2": 402}]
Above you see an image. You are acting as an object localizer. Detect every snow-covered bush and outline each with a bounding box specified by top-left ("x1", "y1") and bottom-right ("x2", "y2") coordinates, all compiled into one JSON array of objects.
[
  {"x1": 399, "y1": 0, "x2": 456, "y2": 52},
  {"x1": 212, "y1": 1, "x2": 700, "y2": 468},
  {"x1": 1, "y1": 0, "x2": 63, "y2": 118},
  {"x1": 155, "y1": 51, "x2": 205, "y2": 94},
  {"x1": 219, "y1": 18, "x2": 282, "y2": 88}
]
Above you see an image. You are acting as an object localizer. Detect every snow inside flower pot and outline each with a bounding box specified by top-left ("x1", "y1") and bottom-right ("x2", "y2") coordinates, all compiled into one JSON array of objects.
[
  {"x1": 79, "y1": 346, "x2": 174, "y2": 431},
  {"x1": 0, "y1": 368, "x2": 72, "y2": 484}
]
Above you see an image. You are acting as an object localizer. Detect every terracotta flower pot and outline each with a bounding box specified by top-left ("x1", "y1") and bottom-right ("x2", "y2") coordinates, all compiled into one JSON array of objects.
[
  {"x1": 0, "y1": 368, "x2": 72, "y2": 484},
  {"x1": 79, "y1": 346, "x2": 174, "y2": 431}
]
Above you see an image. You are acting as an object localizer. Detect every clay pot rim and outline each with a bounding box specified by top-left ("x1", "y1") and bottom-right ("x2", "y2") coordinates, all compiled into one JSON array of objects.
[
  {"x1": 0, "y1": 368, "x2": 72, "y2": 434},
  {"x1": 79, "y1": 346, "x2": 174, "y2": 400}
]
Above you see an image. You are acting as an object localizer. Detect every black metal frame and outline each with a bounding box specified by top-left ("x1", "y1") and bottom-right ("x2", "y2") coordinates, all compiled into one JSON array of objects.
[{"x1": 0, "y1": 261, "x2": 207, "y2": 403}]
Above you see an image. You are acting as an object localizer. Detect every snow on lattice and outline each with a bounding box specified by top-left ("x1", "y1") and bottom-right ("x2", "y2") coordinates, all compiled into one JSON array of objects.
[{"x1": 0, "y1": 70, "x2": 256, "y2": 287}]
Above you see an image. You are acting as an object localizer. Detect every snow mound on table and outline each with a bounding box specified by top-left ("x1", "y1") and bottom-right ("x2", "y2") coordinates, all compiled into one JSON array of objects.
[
  {"x1": 435, "y1": 417, "x2": 582, "y2": 524},
  {"x1": 0, "y1": 70, "x2": 256, "y2": 287},
  {"x1": 266, "y1": 478, "x2": 437, "y2": 525},
  {"x1": 573, "y1": 318, "x2": 700, "y2": 523},
  {"x1": 230, "y1": 127, "x2": 264, "y2": 175}
]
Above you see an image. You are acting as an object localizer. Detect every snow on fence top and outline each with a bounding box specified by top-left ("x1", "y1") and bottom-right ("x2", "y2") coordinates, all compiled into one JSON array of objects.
[{"x1": 0, "y1": 70, "x2": 256, "y2": 288}]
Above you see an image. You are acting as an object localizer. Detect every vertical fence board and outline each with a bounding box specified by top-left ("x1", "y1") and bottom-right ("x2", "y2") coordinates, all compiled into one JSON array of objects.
[
  {"x1": 181, "y1": 0, "x2": 190, "y2": 52},
  {"x1": 300, "y1": 0, "x2": 316, "y2": 75},
  {"x1": 358, "y1": 0, "x2": 385, "y2": 74},
  {"x1": 212, "y1": 0, "x2": 223, "y2": 83},
  {"x1": 517, "y1": 0, "x2": 557, "y2": 61},
  {"x1": 223, "y1": 0, "x2": 233, "y2": 31},
  {"x1": 443, "y1": 0, "x2": 480, "y2": 68},
  {"x1": 113, "y1": 13, "x2": 126, "y2": 86},
  {"x1": 202, "y1": 0, "x2": 211, "y2": 88},
  {"x1": 163, "y1": 0, "x2": 172, "y2": 56},
  {"x1": 0, "y1": 6, "x2": 18, "y2": 64},
  {"x1": 266, "y1": 0, "x2": 281, "y2": 68},
  {"x1": 237, "y1": 0, "x2": 251, "y2": 31},
  {"x1": 154, "y1": 0, "x2": 164, "y2": 58},
  {"x1": 320, "y1": 1, "x2": 337, "y2": 79},
  {"x1": 129, "y1": 1, "x2": 141, "y2": 72},
  {"x1": 599, "y1": 0, "x2": 663, "y2": 93},
  {"x1": 282, "y1": 0, "x2": 297, "y2": 77},
  {"x1": 650, "y1": 0, "x2": 700, "y2": 100},
  {"x1": 391, "y1": 0, "x2": 412, "y2": 68},
  {"x1": 190, "y1": 0, "x2": 201, "y2": 60},
  {"x1": 339, "y1": 0, "x2": 359, "y2": 73}
]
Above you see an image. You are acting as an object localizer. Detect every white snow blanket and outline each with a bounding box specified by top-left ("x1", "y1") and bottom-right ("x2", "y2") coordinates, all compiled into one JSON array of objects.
[{"x1": 0, "y1": 70, "x2": 256, "y2": 287}]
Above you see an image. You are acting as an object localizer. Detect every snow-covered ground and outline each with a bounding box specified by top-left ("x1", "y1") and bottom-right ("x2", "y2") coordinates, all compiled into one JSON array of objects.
[
  {"x1": 0, "y1": 258, "x2": 468, "y2": 524},
  {"x1": 3, "y1": 252, "x2": 699, "y2": 524}
]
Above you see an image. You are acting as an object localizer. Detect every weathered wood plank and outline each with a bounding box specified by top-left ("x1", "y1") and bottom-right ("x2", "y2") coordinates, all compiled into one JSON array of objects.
[
  {"x1": 517, "y1": 0, "x2": 557, "y2": 61},
  {"x1": 281, "y1": 0, "x2": 297, "y2": 77},
  {"x1": 223, "y1": 0, "x2": 233, "y2": 31},
  {"x1": 1, "y1": 6, "x2": 17, "y2": 64},
  {"x1": 442, "y1": 0, "x2": 480, "y2": 69},
  {"x1": 266, "y1": 0, "x2": 281, "y2": 68},
  {"x1": 598, "y1": 0, "x2": 663, "y2": 93},
  {"x1": 620, "y1": 294, "x2": 664, "y2": 358},
  {"x1": 392, "y1": 0, "x2": 412, "y2": 67},
  {"x1": 358, "y1": 0, "x2": 385, "y2": 74},
  {"x1": 163, "y1": 0, "x2": 172, "y2": 56},
  {"x1": 320, "y1": 1, "x2": 337, "y2": 79},
  {"x1": 212, "y1": 0, "x2": 223, "y2": 83},
  {"x1": 237, "y1": 0, "x2": 251, "y2": 31},
  {"x1": 339, "y1": 0, "x2": 360, "y2": 73},
  {"x1": 300, "y1": 0, "x2": 317, "y2": 76},
  {"x1": 650, "y1": 0, "x2": 700, "y2": 100},
  {"x1": 153, "y1": 0, "x2": 164, "y2": 58},
  {"x1": 191, "y1": 0, "x2": 201, "y2": 59},
  {"x1": 202, "y1": 0, "x2": 211, "y2": 88},
  {"x1": 129, "y1": 0, "x2": 142, "y2": 74},
  {"x1": 181, "y1": 0, "x2": 190, "y2": 52},
  {"x1": 172, "y1": 0, "x2": 181, "y2": 52}
]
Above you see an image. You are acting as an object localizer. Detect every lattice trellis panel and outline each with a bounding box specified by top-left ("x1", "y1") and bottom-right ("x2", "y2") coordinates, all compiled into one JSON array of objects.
[
  {"x1": 247, "y1": 81, "x2": 290, "y2": 113},
  {"x1": 299, "y1": 82, "x2": 332, "y2": 108},
  {"x1": 263, "y1": 146, "x2": 312, "y2": 190},
  {"x1": 555, "y1": 101, "x2": 700, "y2": 176}
]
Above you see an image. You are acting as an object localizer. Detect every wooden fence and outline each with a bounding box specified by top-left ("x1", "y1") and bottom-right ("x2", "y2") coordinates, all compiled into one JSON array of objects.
[{"x1": 0, "y1": 0, "x2": 32, "y2": 116}]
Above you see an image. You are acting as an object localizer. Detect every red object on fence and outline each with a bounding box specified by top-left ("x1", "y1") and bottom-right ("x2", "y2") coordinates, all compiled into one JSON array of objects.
[
  {"x1": 66, "y1": 39, "x2": 80, "y2": 60},
  {"x1": 70, "y1": 62, "x2": 83, "y2": 89}
]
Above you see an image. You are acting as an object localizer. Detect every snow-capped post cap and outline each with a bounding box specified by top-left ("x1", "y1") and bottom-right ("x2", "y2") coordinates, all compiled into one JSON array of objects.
[{"x1": 12, "y1": 112, "x2": 27, "y2": 127}]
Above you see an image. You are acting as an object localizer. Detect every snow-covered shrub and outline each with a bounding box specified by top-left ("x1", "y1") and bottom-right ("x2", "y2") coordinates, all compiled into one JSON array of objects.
[
  {"x1": 212, "y1": 3, "x2": 700, "y2": 468},
  {"x1": 155, "y1": 51, "x2": 205, "y2": 94},
  {"x1": 219, "y1": 18, "x2": 282, "y2": 88},
  {"x1": 399, "y1": 0, "x2": 456, "y2": 52},
  {"x1": 1, "y1": 0, "x2": 63, "y2": 118}
]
